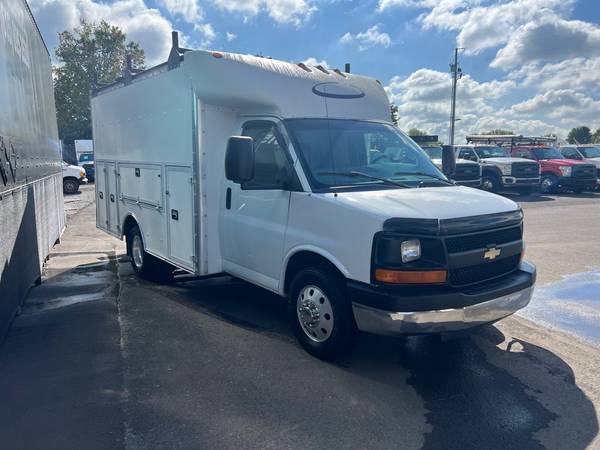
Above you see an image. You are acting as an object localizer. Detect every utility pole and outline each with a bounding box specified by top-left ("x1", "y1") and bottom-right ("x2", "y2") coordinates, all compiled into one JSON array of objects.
[{"x1": 449, "y1": 47, "x2": 464, "y2": 147}]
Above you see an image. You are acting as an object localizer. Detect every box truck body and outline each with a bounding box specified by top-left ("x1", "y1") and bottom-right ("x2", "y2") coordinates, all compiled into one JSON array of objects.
[
  {"x1": 0, "y1": 0, "x2": 64, "y2": 338},
  {"x1": 92, "y1": 46, "x2": 536, "y2": 358}
]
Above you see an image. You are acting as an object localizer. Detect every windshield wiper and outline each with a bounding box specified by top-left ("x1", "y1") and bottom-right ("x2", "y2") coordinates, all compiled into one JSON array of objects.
[
  {"x1": 318, "y1": 171, "x2": 411, "y2": 188},
  {"x1": 393, "y1": 171, "x2": 455, "y2": 186}
]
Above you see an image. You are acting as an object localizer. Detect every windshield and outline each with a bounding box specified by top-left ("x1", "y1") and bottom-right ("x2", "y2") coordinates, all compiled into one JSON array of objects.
[
  {"x1": 532, "y1": 147, "x2": 564, "y2": 159},
  {"x1": 421, "y1": 146, "x2": 443, "y2": 159},
  {"x1": 79, "y1": 153, "x2": 93, "y2": 162},
  {"x1": 284, "y1": 119, "x2": 446, "y2": 191},
  {"x1": 473, "y1": 146, "x2": 508, "y2": 158},
  {"x1": 581, "y1": 147, "x2": 600, "y2": 158}
]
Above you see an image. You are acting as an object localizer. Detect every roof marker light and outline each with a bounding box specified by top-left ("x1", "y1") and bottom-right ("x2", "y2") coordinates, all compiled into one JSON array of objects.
[
  {"x1": 297, "y1": 62, "x2": 312, "y2": 72},
  {"x1": 212, "y1": 52, "x2": 223, "y2": 59}
]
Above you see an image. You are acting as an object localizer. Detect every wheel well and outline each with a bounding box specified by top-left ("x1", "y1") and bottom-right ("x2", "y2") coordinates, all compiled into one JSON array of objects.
[
  {"x1": 541, "y1": 171, "x2": 557, "y2": 178},
  {"x1": 284, "y1": 251, "x2": 345, "y2": 295},
  {"x1": 482, "y1": 168, "x2": 501, "y2": 178},
  {"x1": 122, "y1": 215, "x2": 138, "y2": 240},
  {"x1": 63, "y1": 176, "x2": 78, "y2": 182}
]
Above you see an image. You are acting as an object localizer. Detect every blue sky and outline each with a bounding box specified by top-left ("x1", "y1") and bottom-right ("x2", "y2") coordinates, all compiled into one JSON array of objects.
[{"x1": 30, "y1": 0, "x2": 600, "y2": 141}]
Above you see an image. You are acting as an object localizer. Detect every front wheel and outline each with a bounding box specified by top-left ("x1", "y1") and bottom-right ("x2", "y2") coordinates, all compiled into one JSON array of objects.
[
  {"x1": 63, "y1": 178, "x2": 79, "y2": 194},
  {"x1": 288, "y1": 268, "x2": 358, "y2": 360},
  {"x1": 481, "y1": 174, "x2": 500, "y2": 193},
  {"x1": 540, "y1": 174, "x2": 558, "y2": 193}
]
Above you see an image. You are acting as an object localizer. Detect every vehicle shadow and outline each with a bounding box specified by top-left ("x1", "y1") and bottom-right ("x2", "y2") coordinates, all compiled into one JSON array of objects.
[
  {"x1": 502, "y1": 192, "x2": 555, "y2": 203},
  {"x1": 161, "y1": 276, "x2": 598, "y2": 450},
  {"x1": 550, "y1": 191, "x2": 600, "y2": 199}
]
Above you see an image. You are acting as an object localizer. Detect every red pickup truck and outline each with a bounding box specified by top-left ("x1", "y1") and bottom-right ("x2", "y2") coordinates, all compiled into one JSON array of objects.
[{"x1": 511, "y1": 146, "x2": 597, "y2": 193}]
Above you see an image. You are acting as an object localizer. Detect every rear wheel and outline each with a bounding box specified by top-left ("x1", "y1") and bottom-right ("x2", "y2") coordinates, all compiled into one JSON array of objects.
[
  {"x1": 481, "y1": 174, "x2": 500, "y2": 193},
  {"x1": 126, "y1": 225, "x2": 173, "y2": 283},
  {"x1": 288, "y1": 268, "x2": 358, "y2": 360},
  {"x1": 63, "y1": 178, "x2": 79, "y2": 194},
  {"x1": 540, "y1": 174, "x2": 558, "y2": 193}
]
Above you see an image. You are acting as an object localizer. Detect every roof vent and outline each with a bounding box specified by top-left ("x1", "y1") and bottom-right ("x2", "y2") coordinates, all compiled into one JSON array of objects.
[
  {"x1": 296, "y1": 62, "x2": 312, "y2": 72},
  {"x1": 333, "y1": 69, "x2": 347, "y2": 78}
]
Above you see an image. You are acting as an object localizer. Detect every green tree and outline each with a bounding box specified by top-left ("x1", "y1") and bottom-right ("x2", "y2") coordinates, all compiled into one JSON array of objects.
[
  {"x1": 567, "y1": 126, "x2": 592, "y2": 144},
  {"x1": 54, "y1": 20, "x2": 145, "y2": 144},
  {"x1": 408, "y1": 128, "x2": 427, "y2": 136},
  {"x1": 483, "y1": 129, "x2": 514, "y2": 135},
  {"x1": 390, "y1": 103, "x2": 399, "y2": 125},
  {"x1": 592, "y1": 128, "x2": 600, "y2": 144}
]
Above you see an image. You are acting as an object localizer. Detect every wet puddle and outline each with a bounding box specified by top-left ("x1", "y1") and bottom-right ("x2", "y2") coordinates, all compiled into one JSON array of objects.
[{"x1": 520, "y1": 268, "x2": 600, "y2": 345}]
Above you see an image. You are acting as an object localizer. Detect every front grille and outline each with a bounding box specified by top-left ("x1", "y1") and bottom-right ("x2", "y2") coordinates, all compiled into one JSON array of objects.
[
  {"x1": 511, "y1": 162, "x2": 539, "y2": 178},
  {"x1": 449, "y1": 255, "x2": 521, "y2": 286},
  {"x1": 573, "y1": 164, "x2": 596, "y2": 179},
  {"x1": 453, "y1": 164, "x2": 480, "y2": 181},
  {"x1": 444, "y1": 226, "x2": 522, "y2": 254}
]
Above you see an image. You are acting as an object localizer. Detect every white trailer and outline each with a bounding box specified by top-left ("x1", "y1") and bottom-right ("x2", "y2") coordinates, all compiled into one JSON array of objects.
[{"x1": 92, "y1": 34, "x2": 536, "y2": 359}]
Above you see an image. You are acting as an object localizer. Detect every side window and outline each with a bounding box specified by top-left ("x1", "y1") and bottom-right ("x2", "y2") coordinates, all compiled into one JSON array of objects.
[
  {"x1": 562, "y1": 148, "x2": 580, "y2": 159},
  {"x1": 241, "y1": 122, "x2": 296, "y2": 190},
  {"x1": 515, "y1": 149, "x2": 531, "y2": 159},
  {"x1": 459, "y1": 149, "x2": 476, "y2": 161}
]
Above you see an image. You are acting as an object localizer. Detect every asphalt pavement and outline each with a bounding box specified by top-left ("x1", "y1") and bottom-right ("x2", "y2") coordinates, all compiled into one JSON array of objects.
[{"x1": 1, "y1": 185, "x2": 599, "y2": 450}]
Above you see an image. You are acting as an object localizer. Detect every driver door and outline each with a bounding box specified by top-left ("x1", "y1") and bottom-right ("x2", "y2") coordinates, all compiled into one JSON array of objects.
[{"x1": 221, "y1": 120, "x2": 298, "y2": 291}]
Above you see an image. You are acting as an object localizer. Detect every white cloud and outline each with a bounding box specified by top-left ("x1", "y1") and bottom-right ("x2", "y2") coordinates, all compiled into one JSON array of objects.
[
  {"x1": 193, "y1": 23, "x2": 217, "y2": 47},
  {"x1": 210, "y1": 0, "x2": 316, "y2": 27},
  {"x1": 302, "y1": 57, "x2": 329, "y2": 67},
  {"x1": 340, "y1": 25, "x2": 391, "y2": 51},
  {"x1": 158, "y1": 0, "x2": 201, "y2": 22},
  {"x1": 385, "y1": 68, "x2": 566, "y2": 141},
  {"x1": 491, "y1": 17, "x2": 600, "y2": 68},
  {"x1": 378, "y1": 0, "x2": 575, "y2": 57},
  {"x1": 29, "y1": 0, "x2": 175, "y2": 65},
  {"x1": 226, "y1": 31, "x2": 237, "y2": 42}
]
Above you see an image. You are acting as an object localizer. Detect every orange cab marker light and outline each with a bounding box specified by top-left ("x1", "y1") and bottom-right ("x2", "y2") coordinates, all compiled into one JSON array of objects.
[
  {"x1": 212, "y1": 52, "x2": 223, "y2": 59},
  {"x1": 375, "y1": 269, "x2": 447, "y2": 284}
]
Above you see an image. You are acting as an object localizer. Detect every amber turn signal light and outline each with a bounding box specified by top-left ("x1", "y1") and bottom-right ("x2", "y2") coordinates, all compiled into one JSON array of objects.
[{"x1": 375, "y1": 269, "x2": 447, "y2": 284}]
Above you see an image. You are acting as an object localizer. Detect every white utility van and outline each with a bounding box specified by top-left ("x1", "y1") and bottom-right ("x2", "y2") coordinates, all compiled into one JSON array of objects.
[{"x1": 92, "y1": 34, "x2": 536, "y2": 359}]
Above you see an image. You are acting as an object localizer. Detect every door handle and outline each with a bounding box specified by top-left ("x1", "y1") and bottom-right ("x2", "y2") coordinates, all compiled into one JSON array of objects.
[
  {"x1": 171, "y1": 209, "x2": 179, "y2": 220},
  {"x1": 226, "y1": 187, "x2": 232, "y2": 210}
]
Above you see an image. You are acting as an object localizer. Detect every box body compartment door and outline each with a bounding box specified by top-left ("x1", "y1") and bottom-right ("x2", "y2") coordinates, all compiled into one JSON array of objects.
[
  {"x1": 106, "y1": 162, "x2": 120, "y2": 235},
  {"x1": 166, "y1": 165, "x2": 195, "y2": 270},
  {"x1": 95, "y1": 162, "x2": 108, "y2": 231}
]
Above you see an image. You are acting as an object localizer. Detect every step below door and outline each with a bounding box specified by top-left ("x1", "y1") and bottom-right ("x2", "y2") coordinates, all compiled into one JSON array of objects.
[{"x1": 165, "y1": 165, "x2": 195, "y2": 271}]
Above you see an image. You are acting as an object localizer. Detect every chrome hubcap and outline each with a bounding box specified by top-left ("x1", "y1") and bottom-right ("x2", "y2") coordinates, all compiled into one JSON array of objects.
[
  {"x1": 297, "y1": 285, "x2": 334, "y2": 343},
  {"x1": 132, "y1": 235, "x2": 144, "y2": 269},
  {"x1": 482, "y1": 179, "x2": 493, "y2": 191},
  {"x1": 541, "y1": 178, "x2": 553, "y2": 190}
]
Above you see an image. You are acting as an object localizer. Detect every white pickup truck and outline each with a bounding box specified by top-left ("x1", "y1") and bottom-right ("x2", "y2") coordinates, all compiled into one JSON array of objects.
[
  {"x1": 62, "y1": 162, "x2": 87, "y2": 194},
  {"x1": 91, "y1": 35, "x2": 536, "y2": 359}
]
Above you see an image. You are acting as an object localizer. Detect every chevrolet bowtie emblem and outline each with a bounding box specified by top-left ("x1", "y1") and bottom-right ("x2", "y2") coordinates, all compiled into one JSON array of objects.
[{"x1": 484, "y1": 247, "x2": 501, "y2": 261}]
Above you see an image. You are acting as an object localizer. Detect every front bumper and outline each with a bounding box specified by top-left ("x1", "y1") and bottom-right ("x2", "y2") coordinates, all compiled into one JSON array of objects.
[
  {"x1": 556, "y1": 176, "x2": 597, "y2": 190},
  {"x1": 501, "y1": 176, "x2": 540, "y2": 188},
  {"x1": 350, "y1": 261, "x2": 535, "y2": 336},
  {"x1": 454, "y1": 179, "x2": 481, "y2": 188}
]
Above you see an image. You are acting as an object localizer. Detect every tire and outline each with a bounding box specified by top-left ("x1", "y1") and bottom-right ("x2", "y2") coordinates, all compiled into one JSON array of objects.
[
  {"x1": 481, "y1": 173, "x2": 500, "y2": 193},
  {"x1": 540, "y1": 174, "x2": 558, "y2": 193},
  {"x1": 288, "y1": 267, "x2": 358, "y2": 360},
  {"x1": 63, "y1": 178, "x2": 79, "y2": 194},
  {"x1": 126, "y1": 224, "x2": 174, "y2": 283}
]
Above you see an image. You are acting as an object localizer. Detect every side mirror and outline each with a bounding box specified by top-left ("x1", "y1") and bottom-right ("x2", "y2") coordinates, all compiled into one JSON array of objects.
[
  {"x1": 442, "y1": 145, "x2": 456, "y2": 177},
  {"x1": 225, "y1": 136, "x2": 254, "y2": 183}
]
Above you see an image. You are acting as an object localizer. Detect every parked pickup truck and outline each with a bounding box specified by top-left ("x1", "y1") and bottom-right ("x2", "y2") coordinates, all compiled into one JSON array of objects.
[
  {"x1": 560, "y1": 145, "x2": 600, "y2": 189},
  {"x1": 456, "y1": 145, "x2": 540, "y2": 195},
  {"x1": 511, "y1": 146, "x2": 597, "y2": 193},
  {"x1": 420, "y1": 145, "x2": 482, "y2": 187},
  {"x1": 91, "y1": 33, "x2": 536, "y2": 359},
  {"x1": 78, "y1": 152, "x2": 95, "y2": 182},
  {"x1": 62, "y1": 162, "x2": 87, "y2": 194}
]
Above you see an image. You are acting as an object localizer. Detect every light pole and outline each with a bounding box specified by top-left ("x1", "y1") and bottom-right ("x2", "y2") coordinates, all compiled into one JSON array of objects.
[{"x1": 449, "y1": 47, "x2": 464, "y2": 147}]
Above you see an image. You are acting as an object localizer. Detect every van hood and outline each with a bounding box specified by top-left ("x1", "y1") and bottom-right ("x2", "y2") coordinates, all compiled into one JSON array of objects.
[
  {"x1": 328, "y1": 186, "x2": 519, "y2": 221},
  {"x1": 584, "y1": 157, "x2": 600, "y2": 167},
  {"x1": 541, "y1": 159, "x2": 590, "y2": 167}
]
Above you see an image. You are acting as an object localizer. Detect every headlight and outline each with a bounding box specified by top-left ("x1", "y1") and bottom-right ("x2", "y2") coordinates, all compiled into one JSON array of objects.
[
  {"x1": 401, "y1": 239, "x2": 421, "y2": 263},
  {"x1": 500, "y1": 165, "x2": 511, "y2": 175},
  {"x1": 80, "y1": 171, "x2": 86, "y2": 178},
  {"x1": 559, "y1": 166, "x2": 572, "y2": 177}
]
